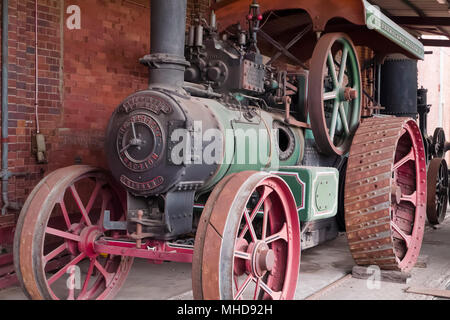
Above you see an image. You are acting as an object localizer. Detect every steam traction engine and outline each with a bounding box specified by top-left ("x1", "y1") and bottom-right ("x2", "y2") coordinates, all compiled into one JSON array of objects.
[{"x1": 14, "y1": 0, "x2": 429, "y2": 300}]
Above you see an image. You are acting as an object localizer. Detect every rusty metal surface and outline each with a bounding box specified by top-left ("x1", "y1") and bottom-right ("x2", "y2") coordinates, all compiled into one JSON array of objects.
[
  {"x1": 345, "y1": 117, "x2": 427, "y2": 272},
  {"x1": 193, "y1": 171, "x2": 256, "y2": 300},
  {"x1": 214, "y1": 0, "x2": 423, "y2": 61},
  {"x1": 192, "y1": 173, "x2": 237, "y2": 300},
  {"x1": 426, "y1": 158, "x2": 448, "y2": 225},
  {"x1": 214, "y1": 0, "x2": 366, "y2": 32}
]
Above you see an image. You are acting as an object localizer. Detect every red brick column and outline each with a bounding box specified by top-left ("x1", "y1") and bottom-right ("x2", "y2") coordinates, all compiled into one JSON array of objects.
[{"x1": 0, "y1": 0, "x2": 211, "y2": 211}]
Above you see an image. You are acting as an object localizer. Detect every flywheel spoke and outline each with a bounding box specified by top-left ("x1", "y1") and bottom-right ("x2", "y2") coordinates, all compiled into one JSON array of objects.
[
  {"x1": 338, "y1": 103, "x2": 350, "y2": 136},
  {"x1": 327, "y1": 53, "x2": 339, "y2": 88},
  {"x1": 329, "y1": 100, "x2": 340, "y2": 140},
  {"x1": 338, "y1": 47, "x2": 349, "y2": 85},
  {"x1": 324, "y1": 91, "x2": 337, "y2": 100}
]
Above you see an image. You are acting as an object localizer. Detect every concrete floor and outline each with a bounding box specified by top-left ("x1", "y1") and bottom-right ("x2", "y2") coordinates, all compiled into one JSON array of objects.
[{"x1": 1, "y1": 212, "x2": 449, "y2": 300}]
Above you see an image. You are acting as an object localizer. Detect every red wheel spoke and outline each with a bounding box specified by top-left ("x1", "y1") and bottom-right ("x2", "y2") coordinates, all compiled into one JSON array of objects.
[
  {"x1": 259, "y1": 280, "x2": 282, "y2": 300},
  {"x1": 94, "y1": 259, "x2": 113, "y2": 285},
  {"x1": 43, "y1": 243, "x2": 68, "y2": 265},
  {"x1": 239, "y1": 186, "x2": 273, "y2": 239},
  {"x1": 77, "y1": 259, "x2": 96, "y2": 300},
  {"x1": 98, "y1": 195, "x2": 111, "y2": 229},
  {"x1": 393, "y1": 148, "x2": 415, "y2": 171},
  {"x1": 235, "y1": 251, "x2": 251, "y2": 260},
  {"x1": 253, "y1": 278, "x2": 262, "y2": 300},
  {"x1": 59, "y1": 201, "x2": 72, "y2": 229},
  {"x1": 47, "y1": 252, "x2": 86, "y2": 286},
  {"x1": 46, "y1": 227, "x2": 81, "y2": 242},
  {"x1": 265, "y1": 223, "x2": 288, "y2": 244},
  {"x1": 243, "y1": 209, "x2": 258, "y2": 242},
  {"x1": 400, "y1": 191, "x2": 417, "y2": 207},
  {"x1": 85, "y1": 181, "x2": 102, "y2": 215},
  {"x1": 234, "y1": 274, "x2": 255, "y2": 300},
  {"x1": 261, "y1": 199, "x2": 272, "y2": 240},
  {"x1": 70, "y1": 185, "x2": 92, "y2": 226},
  {"x1": 233, "y1": 276, "x2": 242, "y2": 300},
  {"x1": 391, "y1": 222, "x2": 412, "y2": 248}
]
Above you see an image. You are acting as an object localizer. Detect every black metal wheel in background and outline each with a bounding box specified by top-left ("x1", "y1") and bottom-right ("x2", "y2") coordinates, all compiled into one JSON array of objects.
[
  {"x1": 432, "y1": 128, "x2": 446, "y2": 159},
  {"x1": 427, "y1": 158, "x2": 449, "y2": 225}
]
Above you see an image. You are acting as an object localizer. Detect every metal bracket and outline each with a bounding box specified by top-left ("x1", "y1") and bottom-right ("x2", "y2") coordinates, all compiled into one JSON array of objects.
[
  {"x1": 164, "y1": 190, "x2": 196, "y2": 236},
  {"x1": 103, "y1": 210, "x2": 127, "y2": 231}
]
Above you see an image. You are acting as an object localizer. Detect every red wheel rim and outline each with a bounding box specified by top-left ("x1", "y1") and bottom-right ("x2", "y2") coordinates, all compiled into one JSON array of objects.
[
  {"x1": 345, "y1": 117, "x2": 427, "y2": 272},
  {"x1": 391, "y1": 120, "x2": 426, "y2": 270},
  {"x1": 193, "y1": 172, "x2": 300, "y2": 300},
  {"x1": 14, "y1": 166, "x2": 133, "y2": 300}
]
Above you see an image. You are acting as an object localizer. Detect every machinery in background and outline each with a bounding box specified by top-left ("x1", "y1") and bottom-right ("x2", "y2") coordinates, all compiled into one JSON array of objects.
[{"x1": 417, "y1": 87, "x2": 450, "y2": 225}]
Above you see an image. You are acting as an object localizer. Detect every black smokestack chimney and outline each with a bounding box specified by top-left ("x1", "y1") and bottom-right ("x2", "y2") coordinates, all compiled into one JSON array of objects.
[{"x1": 140, "y1": 0, "x2": 189, "y2": 88}]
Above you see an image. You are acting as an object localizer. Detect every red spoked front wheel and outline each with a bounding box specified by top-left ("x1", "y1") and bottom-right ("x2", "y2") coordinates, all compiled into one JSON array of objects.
[
  {"x1": 192, "y1": 171, "x2": 300, "y2": 300},
  {"x1": 14, "y1": 165, "x2": 133, "y2": 300}
]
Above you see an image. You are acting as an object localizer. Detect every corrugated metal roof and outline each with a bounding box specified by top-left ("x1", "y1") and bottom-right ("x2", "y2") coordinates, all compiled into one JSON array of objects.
[
  {"x1": 372, "y1": 0, "x2": 449, "y2": 17},
  {"x1": 369, "y1": 0, "x2": 450, "y2": 41}
]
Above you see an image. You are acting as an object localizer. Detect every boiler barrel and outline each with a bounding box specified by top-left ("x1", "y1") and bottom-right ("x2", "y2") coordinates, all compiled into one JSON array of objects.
[{"x1": 380, "y1": 54, "x2": 418, "y2": 119}]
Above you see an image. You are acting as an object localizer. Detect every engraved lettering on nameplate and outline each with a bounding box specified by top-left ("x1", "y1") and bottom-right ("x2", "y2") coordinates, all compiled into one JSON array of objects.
[
  {"x1": 120, "y1": 95, "x2": 173, "y2": 114},
  {"x1": 120, "y1": 175, "x2": 164, "y2": 191}
]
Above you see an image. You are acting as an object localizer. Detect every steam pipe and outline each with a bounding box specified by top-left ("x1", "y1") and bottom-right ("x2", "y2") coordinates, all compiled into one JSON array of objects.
[
  {"x1": 2, "y1": 0, "x2": 9, "y2": 215},
  {"x1": 140, "y1": 0, "x2": 189, "y2": 89}
]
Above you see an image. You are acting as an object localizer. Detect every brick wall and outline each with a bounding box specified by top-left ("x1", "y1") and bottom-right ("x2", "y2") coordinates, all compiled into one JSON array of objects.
[
  {"x1": 1, "y1": 0, "x2": 62, "y2": 208},
  {"x1": 58, "y1": 0, "x2": 152, "y2": 170},
  {"x1": 0, "y1": 0, "x2": 211, "y2": 212}
]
